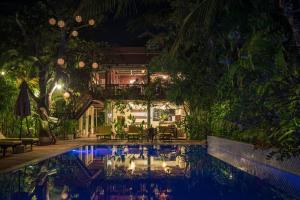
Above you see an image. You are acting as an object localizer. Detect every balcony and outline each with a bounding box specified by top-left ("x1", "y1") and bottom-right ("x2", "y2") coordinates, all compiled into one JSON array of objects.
[{"x1": 91, "y1": 84, "x2": 167, "y2": 100}]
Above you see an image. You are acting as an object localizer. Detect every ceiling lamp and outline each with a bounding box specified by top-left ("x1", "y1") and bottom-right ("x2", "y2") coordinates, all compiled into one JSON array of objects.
[
  {"x1": 88, "y1": 19, "x2": 95, "y2": 26},
  {"x1": 71, "y1": 30, "x2": 78, "y2": 37},
  {"x1": 48, "y1": 18, "x2": 56, "y2": 25},
  {"x1": 78, "y1": 61, "x2": 85, "y2": 68},
  {"x1": 92, "y1": 62, "x2": 98, "y2": 69},
  {"x1": 57, "y1": 20, "x2": 65, "y2": 28},
  {"x1": 57, "y1": 58, "x2": 65, "y2": 65},
  {"x1": 75, "y1": 15, "x2": 82, "y2": 23}
]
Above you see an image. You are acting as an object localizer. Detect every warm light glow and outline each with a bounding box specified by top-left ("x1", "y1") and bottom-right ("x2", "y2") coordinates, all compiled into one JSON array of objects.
[
  {"x1": 162, "y1": 75, "x2": 168, "y2": 80},
  {"x1": 56, "y1": 83, "x2": 63, "y2": 90},
  {"x1": 141, "y1": 69, "x2": 145, "y2": 74},
  {"x1": 61, "y1": 192, "x2": 68, "y2": 200},
  {"x1": 107, "y1": 160, "x2": 112, "y2": 166},
  {"x1": 49, "y1": 18, "x2": 56, "y2": 25},
  {"x1": 129, "y1": 161, "x2": 136, "y2": 171},
  {"x1": 0, "y1": 71, "x2": 5, "y2": 76},
  {"x1": 129, "y1": 79, "x2": 135, "y2": 84},
  {"x1": 75, "y1": 15, "x2": 82, "y2": 23},
  {"x1": 63, "y1": 92, "x2": 70, "y2": 99},
  {"x1": 57, "y1": 20, "x2": 65, "y2": 28},
  {"x1": 57, "y1": 58, "x2": 65, "y2": 65},
  {"x1": 92, "y1": 62, "x2": 98, "y2": 69},
  {"x1": 88, "y1": 19, "x2": 95, "y2": 26},
  {"x1": 162, "y1": 161, "x2": 167, "y2": 168},
  {"x1": 78, "y1": 61, "x2": 85, "y2": 68},
  {"x1": 71, "y1": 30, "x2": 78, "y2": 37}
]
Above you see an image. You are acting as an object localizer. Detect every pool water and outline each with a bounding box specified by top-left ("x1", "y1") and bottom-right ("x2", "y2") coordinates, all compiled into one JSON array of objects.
[{"x1": 0, "y1": 145, "x2": 299, "y2": 200}]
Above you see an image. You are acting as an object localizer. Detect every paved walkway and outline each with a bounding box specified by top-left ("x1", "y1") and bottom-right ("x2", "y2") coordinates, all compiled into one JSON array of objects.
[{"x1": 0, "y1": 138, "x2": 205, "y2": 173}]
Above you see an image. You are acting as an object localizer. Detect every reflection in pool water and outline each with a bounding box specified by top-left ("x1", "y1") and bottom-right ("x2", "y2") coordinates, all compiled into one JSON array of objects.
[{"x1": 0, "y1": 145, "x2": 299, "y2": 200}]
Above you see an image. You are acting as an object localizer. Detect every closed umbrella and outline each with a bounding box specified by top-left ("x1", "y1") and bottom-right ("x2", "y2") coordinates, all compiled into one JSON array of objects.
[{"x1": 15, "y1": 81, "x2": 31, "y2": 139}]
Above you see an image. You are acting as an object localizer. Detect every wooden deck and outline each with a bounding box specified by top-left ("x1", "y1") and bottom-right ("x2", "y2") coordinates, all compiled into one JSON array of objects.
[{"x1": 0, "y1": 138, "x2": 205, "y2": 173}]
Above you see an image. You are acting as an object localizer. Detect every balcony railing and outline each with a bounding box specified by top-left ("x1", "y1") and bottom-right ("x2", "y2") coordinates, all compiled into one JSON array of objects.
[{"x1": 91, "y1": 84, "x2": 167, "y2": 100}]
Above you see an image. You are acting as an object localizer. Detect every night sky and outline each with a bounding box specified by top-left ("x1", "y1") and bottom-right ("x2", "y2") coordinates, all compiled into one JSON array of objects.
[{"x1": 0, "y1": 0, "x2": 151, "y2": 46}]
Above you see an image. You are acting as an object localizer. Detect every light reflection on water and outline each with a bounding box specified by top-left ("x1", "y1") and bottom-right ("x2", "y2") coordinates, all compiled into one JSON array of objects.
[{"x1": 0, "y1": 145, "x2": 299, "y2": 200}]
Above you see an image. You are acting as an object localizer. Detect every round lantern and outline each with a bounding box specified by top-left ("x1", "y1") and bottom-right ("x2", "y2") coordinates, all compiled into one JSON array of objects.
[
  {"x1": 88, "y1": 19, "x2": 95, "y2": 26},
  {"x1": 57, "y1": 58, "x2": 65, "y2": 65},
  {"x1": 48, "y1": 18, "x2": 56, "y2": 25},
  {"x1": 71, "y1": 30, "x2": 78, "y2": 37},
  {"x1": 92, "y1": 62, "x2": 98, "y2": 69},
  {"x1": 63, "y1": 92, "x2": 70, "y2": 99},
  {"x1": 75, "y1": 15, "x2": 82, "y2": 23},
  {"x1": 78, "y1": 61, "x2": 85, "y2": 68},
  {"x1": 57, "y1": 20, "x2": 65, "y2": 28}
]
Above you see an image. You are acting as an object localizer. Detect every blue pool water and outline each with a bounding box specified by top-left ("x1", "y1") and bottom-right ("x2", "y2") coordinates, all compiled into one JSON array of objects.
[{"x1": 0, "y1": 145, "x2": 300, "y2": 200}]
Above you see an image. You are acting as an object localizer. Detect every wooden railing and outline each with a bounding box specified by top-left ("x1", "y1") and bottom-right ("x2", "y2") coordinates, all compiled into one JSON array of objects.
[{"x1": 91, "y1": 84, "x2": 167, "y2": 100}]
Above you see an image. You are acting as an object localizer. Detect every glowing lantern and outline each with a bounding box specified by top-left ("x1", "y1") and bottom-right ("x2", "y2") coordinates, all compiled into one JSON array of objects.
[
  {"x1": 78, "y1": 61, "x2": 85, "y2": 68},
  {"x1": 88, "y1": 19, "x2": 95, "y2": 26},
  {"x1": 75, "y1": 15, "x2": 82, "y2": 23},
  {"x1": 57, "y1": 20, "x2": 65, "y2": 28},
  {"x1": 71, "y1": 30, "x2": 78, "y2": 37},
  {"x1": 49, "y1": 18, "x2": 56, "y2": 25},
  {"x1": 0, "y1": 71, "x2": 5, "y2": 76},
  {"x1": 92, "y1": 62, "x2": 98, "y2": 69},
  {"x1": 57, "y1": 58, "x2": 65, "y2": 65},
  {"x1": 63, "y1": 92, "x2": 70, "y2": 99}
]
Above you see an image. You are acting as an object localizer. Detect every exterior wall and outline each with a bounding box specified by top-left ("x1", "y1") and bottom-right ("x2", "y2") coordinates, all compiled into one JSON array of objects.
[{"x1": 207, "y1": 136, "x2": 300, "y2": 196}]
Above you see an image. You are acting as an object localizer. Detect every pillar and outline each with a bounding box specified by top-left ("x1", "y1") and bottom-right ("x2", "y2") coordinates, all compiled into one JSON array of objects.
[
  {"x1": 79, "y1": 116, "x2": 83, "y2": 136},
  {"x1": 85, "y1": 108, "x2": 89, "y2": 137},
  {"x1": 91, "y1": 106, "x2": 95, "y2": 135}
]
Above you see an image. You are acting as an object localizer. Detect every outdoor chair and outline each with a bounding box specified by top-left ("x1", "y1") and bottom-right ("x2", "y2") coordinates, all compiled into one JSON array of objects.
[
  {"x1": 0, "y1": 133, "x2": 39, "y2": 150},
  {"x1": 0, "y1": 140, "x2": 22, "y2": 157},
  {"x1": 127, "y1": 125, "x2": 142, "y2": 141},
  {"x1": 95, "y1": 126, "x2": 112, "y2": 141}
]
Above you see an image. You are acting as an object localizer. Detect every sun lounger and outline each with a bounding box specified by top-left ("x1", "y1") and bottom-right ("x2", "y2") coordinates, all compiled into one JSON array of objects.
[
  {"x1": 95, "y1": 126, "x2": 112, "y2": 141},
  {"x1": 0, "y1": 140, "x2": 22, "y2": 157},
  {"x1": 0, "y1": 133, "x2": 39, "y2": 150},
  {"x1": 127, "y1": 125, "x2": 142, "y2": 140}
]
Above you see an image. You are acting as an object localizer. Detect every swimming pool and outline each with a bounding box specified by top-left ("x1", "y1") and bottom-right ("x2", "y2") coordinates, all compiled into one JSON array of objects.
[{"x1": 0, "y1": 145, "x2": 299, "y2": 200}]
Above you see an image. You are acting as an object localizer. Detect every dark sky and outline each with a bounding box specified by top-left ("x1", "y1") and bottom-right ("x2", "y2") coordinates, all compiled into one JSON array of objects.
[{"x1": 0, "y1": 0, "x2": 150, "y2": 46}]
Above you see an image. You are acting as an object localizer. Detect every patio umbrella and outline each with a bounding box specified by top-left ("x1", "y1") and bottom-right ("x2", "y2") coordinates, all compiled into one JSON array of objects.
[{"x1": 15, "y1": 81, "x2": 31, "y2": 139}]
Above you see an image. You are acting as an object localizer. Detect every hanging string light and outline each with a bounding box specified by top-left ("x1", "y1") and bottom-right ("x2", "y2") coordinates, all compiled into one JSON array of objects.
[
  {"x1": 75, "y1": 15, "x2": 82, "y2": 23},
  {"x1": 88, "y1": 19, "x2": 95, "y2": 26},
  {"x1": 57, "y1": 20, "x2": 65, "y2": 28},
  {"x1": 49, "y1": 18, "x2": 56, "y2": 26},
  {"x1": 78, "y1": 61, "x2": 85, "y2": 68}
]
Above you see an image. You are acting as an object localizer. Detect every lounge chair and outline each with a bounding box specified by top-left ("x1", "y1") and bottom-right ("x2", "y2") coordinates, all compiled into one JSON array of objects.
[
  {"x1": 95, "y1": 126, "x2": 112, "y2": 141},
  {"x1": 127, "y1": 125, "x2": 142, "y2": 140},
  {"x1": 0, "y1": 133, "x2": 39, "y2": 150},
  {"x1": 158, "y1": 125, "x2": 177, "y2": 142},
  {"x1": 0, "y1": 140, "x2": 22, "y2": 157}
]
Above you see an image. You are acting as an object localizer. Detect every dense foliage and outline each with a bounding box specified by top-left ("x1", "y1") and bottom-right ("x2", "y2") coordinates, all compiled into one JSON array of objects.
[{"x1": 143, "y1": 0, "x2": 300, "y2": 159}]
